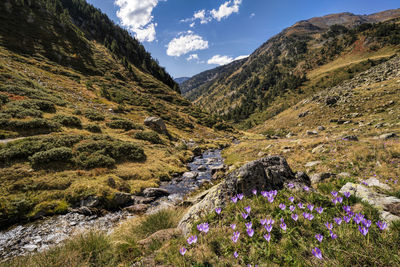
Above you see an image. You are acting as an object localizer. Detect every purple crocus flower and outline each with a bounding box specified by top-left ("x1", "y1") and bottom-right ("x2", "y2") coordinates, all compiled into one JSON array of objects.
[
  {"x1": 265, "y1": 224, "x2": 273, "y2": 232},
  {"x1": 244, "y1": 206, "x2": 251, "y2": 213},
  {"x1": 266, "y1": 218, "x2": 275, "y2": 225},
  {"x1": 215, "y1": 207, "x2": 222, "y2": 215},
  {"x1": 332, "y1": 198, "x2": 338, "y2": 205},
  {"x1": 337, "y1": 197, "x2": 343, "y2": 204},
  {"x1": 279, "y1": 203, "x2": 286, "y2": 210},
  {"x1": 329, "y1": 230, "x2": 337, "y2": 239},
  {"x1": 334, "y1": 217, "x2": 342, "y2": 225},
  {"x1": 362, "y1": 219, "x2": 372, "y2": 228},
  {"x1": 187, "y1": 235, "x2": 198, "y2": 245},
  {"x1": 307, "y1": 204, "x2": 314, "y2": 211},
  {"x1": 231, "y1": 231, "x2": 240, "y2": 243},
  {"x1": 343, "y1": 206, "x2": 351, "y2": 213},
  {"x1": 343, "y1": 216, "x2": 351, "y2": 224},
  {"x1": 252, "y1": 189, "x2": 257, "y2": 195},
  {"x1": 298, "y1": 202, "x2": 305, "y2": 209},
  {"x1": 272, "y1": 190, "x2": 278, "y2": 197},
  {"x1": 261, "y1": 191, "x2": 268, "y2": 198},
  {"x1": 264, "y1": 233, "x2": 271, "y2": 242},
  {"x1": 303, "y1": 186, "x2": 310, "y2": 192},
  {"x1": 331, "y1": 191, "x2": 338, "y2": 198},
  {"x1": 303, "y1": 212, "x2": 309, "y2": 219},
  {"x1": 241, "y1": 212, "x2": 249, "y2": 220},
  {"x1": 260, "y1": 218, "x2": 267, "y2": 225},
  {"x1": 289, "y1": 205, "x2": 295, "y2": 212},
  {"x1": 291, "y1": 213, "x2": 298, "y2": 221},
  {"x1": 325, "y1": 222, "x2": 333, "y2": 230},
  {"x1": 280, "y1": 222, "x2": 287, "y2": 231},
  {"x1": 231, "y1": 223, "x2": 237, "y2": 230},
  {"x1": 359, "y1": 226, "x2": 369, "y2": 236},
  {"x1": 179, "y1": 247, "x2": 187, "y2": 256},
  {"x1": 316, "y1": 207, "x2": 324, "y2": 214},
  {"x1": 247, "y1": 228, "x2": 254, "y2": 237},
  {"x1": 289, "y1": 196, "x2": 295, "y2": 202},
  {"x1": 312, "y1": 247, "x2": 323, "y2": 260},
  {"x1": 280, "y1": 217, "x2": 285, "y2": 223},
  {"x1": 237, "y1": 193, "x2": 244, "y2": 200},
  {"x1": 234, "y1": 251, "x2": 239, "y2": 258},
  {"x1": 315, "y1": 234, "x2": 323, "y2": 242},
  {"x1": 268, "y1": 196, "x2": 274, "y2": 203},
  {"x1": 245, "y1": 222, "x2": 253, "y2": 229},
  {"x1": 354, "y1": 213, "x2": 364, "y2": 224},
  {"x1": 287, "y1": 183, "x2": 294, "y2": 189},
  {"x1": 308, "y1": 214, "x2": 314, "y2": 221},
  {"x1": 376, "y1": 221, "x2": 388, "y2": 231},
  {"x1": 231, "y1": 196, "x2": 238, "y2": 203},
  {"x1": 344, "y1": 191, "x2": 351, "y2": 198}
]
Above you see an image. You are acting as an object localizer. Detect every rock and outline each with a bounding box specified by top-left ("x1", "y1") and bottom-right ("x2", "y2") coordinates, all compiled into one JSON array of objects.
[
  {"x1": 364, "y1": 177, "x2": 391, "y2": 190},
  {"x1": 339, "y1": 183, "x2": 400, "y2": 224},
  {"x1": 305, "y1": 161, "x2": 321, "y2": 168},
  {"x1": 312, "y1": 144, "x2": 326, "y2": 154},
  {"x1": 310, "y1": 173, "x2": 335, "y2": 184},
  {"x1": 132, "y1": 196, "x2": 156, "y2": 204},
  {"x1": 375, "y1": 123, "x2": 385, "y2": 128},
  {"x1": 112, "y1": 192, "x2": 132, "y2": 206},
  {"x1": 192, "y1": 147, "x2": 202, "y2": 157},
  {"x1": 137, "y1": 228, "x2": 181, "y2": 249},
  {"x1": 210, "y1": 165, "x2": 225, "y2": 175},
  {"x1": 298, "y1": 111, "x2": 309, "y2": 118},
  {"x1": 144, "y1": 117, "x2": 167, "y2": 134},
  {"x1": 124, "y1": 204, "x2": 149, "y2": 214},
  {"x1": 286, "y1": 132, "x2": 296, "y2": 138},
  {"x1": 142, "y1": 188, "x2": 169, "y2": 198},
  {"x1": 326, "y1": 96, "x2": 339, "y2": 106},
  {"x1": 378, "y1": 133, "x2": 398, "y2": 140},
  {"x1": 338, "y1": 172, "x2": 350, "y2": 178},
  {"x1": 197, "y1": 165, "x2": 207, "y2": 171},
  {"x1": 342, "y1": 135, "x2": 358, "y2": 141},
  {"x1": 107, "y1": 177, "x2": 116, "y2": 188},
  {"x1": 22, "y1": 244, "x2": 37, "y2": 252},
  {"x1": 306, "y1": 130, "x2": 318, "y2": 136},
  {"x1": 317, "y1": 126, "x2": 325, "y2": 131},
  {"x1": 178, "y1": 156, "x2": 310, "y2": 234},
  {"x1": 79, "y1": 196, "x2": 100, "y2": 208},
  {"x1": 182, "y1": 171, "x2": 198, "y2": 179}
]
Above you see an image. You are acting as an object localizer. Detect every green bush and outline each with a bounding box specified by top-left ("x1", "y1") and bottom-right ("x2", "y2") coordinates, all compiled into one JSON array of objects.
[
  {"x1": 106, "y1": 119, "x2": 143, "y2": 131},
  {"x1": 52, "y1": 114, "x2": 82, "y2": 128},
  {"x1": 6, "y1": 99, "x2": 56, "y2": 113},
  {"x1": 76, "y1": 152, "x2": 116, "y2": 169},
  {"x1": 0, "y1": 118, "x2": 61, "y2": 135},
  {"x1": 85, "y1": 124, "x2": 102, "y2": 133},
  {"x1": 0, "y1": 84, "x2": 66, "y2": 106},
  {"x1": 0, "y1": 94, "x2": 9, "y2": 105},
  {"x1": 4, "y1": 106, "x2": 43, "y2": 118},
  {"x1": 84, "y1": 109, "x2": 105, "y2": 121},
  {"x1": 134, "y1": 131, "x2": 163, "y2": 144},
  {"x1": 29, "y1": 147, "x2": 73, "y2": 168}
]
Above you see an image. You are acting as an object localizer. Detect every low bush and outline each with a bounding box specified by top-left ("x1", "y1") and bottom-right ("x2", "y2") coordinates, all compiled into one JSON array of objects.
[
  {"x1": 6, "y1": 99, "x2": 56, "y2": 113},
  {"x1": 0, "y1": 94, "x2": 9, "y2": 105},
  {"x1": 134, "y1": 131, "x2": 163, "y2": 144},
  {"x1": 136, "y1": 209, "x2": 177, "y2": 238},
  {"x1": 4, "y1": 106, "x2": 43, "y2": 118},
  {"x1": 106, "y1": 119, "x2": 143, "y2": 131},
  {"x1": 75, "y1": 152, "x2": 116, "y2": 169},
  {"x1": 85, "y1": 124, "x2": 102, "y2": 133},
  {"x1": 0, "y1": 118, "x2": 61, "y2": 135},
  {"x1": 84, "y1": 109, "x2": 105, "y2": 121},
  {"x1": 29, "y1": 147, "x2": 73, "y2": 168},
  {"x1": 52, "y1": 115, "x2": 82, "y2": 128}
]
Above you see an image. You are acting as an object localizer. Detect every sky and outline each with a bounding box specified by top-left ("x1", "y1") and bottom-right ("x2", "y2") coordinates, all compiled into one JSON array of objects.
[{"x1": 86, "y1": 0, "x2": 399, "y2": 78}]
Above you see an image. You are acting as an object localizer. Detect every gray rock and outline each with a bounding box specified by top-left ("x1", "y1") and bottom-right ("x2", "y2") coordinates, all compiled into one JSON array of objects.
[
  {"x1": 364, "y1": 177, "x2": 391, "y2": 190},
  {"x1": 342, "y1": 135, "x2": 358, "y2": 141},
  {"x1": 197, "y1": 165, "x2": 207, "y2": 171},
  {"x1": 144, "y1": 117, "x2": 167, "y2": 134},
  {"x1": 326, "y1": 96, "x2": 339, "y2": 106},
  {"x1": 312, "y1": 144, "x2": 327, "y2": 154},
  {"x1": 378, "y1": 133, "x2": 398, "y2": 140},
  {"x1": 338, "y1": 172, "x2": 351, "y2": 178},
  {"x1": 298, "y1": 111, "x2": 309, "y2": 118},
  {"x1": 340, "y1": 182, "x2": 400, "y2": 224},
  {"x1": 306, "y1": 130, "x2": 318, "y2": 136},
  {"x1": 79, "y1": 196, "x2": 100, "y2": 208},
  {"x1": 317, "y1": 126, "x2": 325, "y2": 131},
  {"x1": 22, "y1": 244, "x2": 37, "y2": 252},
  {"x1": 310, "y1": 173, "x2": 335, "y2": 184},
  {"x1": 142, "y1": 188, "x2": 169, "y2": 198},
  {"x1": 182, "y1": 171, "x2": 198, "y2": 179},
  {"x1": 178, "y1": 156, "x2": 310, "y2": 234},
  {"x1": 305, "y1": 161, "x2": 321, "y2": 168},
  {"x1": 112, "y1": 192, "x2": 132, "y2": 206},
  {"x1": 210, "y1": 165, "x2": 225, "y2": 175},
  {"x1": 132, "y1": 195, "x2": 156, "y2": 204},
  {"x1": 124, "y1": 204, "x2": 149, "y2": 214}
]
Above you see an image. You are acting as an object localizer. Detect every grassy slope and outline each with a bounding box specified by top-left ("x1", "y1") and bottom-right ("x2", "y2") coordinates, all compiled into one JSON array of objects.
[{"x1": 0, "y1": 2, "x2": 231, "y2": 227}]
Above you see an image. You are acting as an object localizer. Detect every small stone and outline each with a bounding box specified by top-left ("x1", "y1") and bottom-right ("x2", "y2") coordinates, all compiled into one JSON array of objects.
[
  {"x1": 182, "y1": 171, "x2": 198, "y2": 179},
  {"x1": 306, "y1": 130, "x2": 318, "y2": 136},
  {"x1": 142, "y1": 188, "x2": 169, "y2": 198},
  {"x1": 379, "y1": 133, "x2": 398, "y2": 140},
  {"x1": 22, "y1": 244, "x2": 37, "y2": 252},
  {"x1": 342, "y1": 135, "x2": 358, "y2": 141},
  {"x1": 197, "y1": 165, "x2": 207, "y2": 171},
  {"x1": 305, "y1": 161, "x2": 322, "y2": 168},
  {"x1": 317, "y1": 126, "x2": 325, "y2": 131}
]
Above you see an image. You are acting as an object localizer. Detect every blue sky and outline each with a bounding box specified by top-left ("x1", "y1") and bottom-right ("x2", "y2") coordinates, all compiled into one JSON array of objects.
[{"x1": 86, "y1": 0, "x2": 399, "y2": 78}]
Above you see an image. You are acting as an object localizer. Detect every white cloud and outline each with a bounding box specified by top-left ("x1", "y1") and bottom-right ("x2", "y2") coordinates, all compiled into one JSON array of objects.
[
  {"x1": 207, "y1": 54, "x2": 248, "y2": 65},
  {"x1": 187, "y1": 54, "x2": 199, "y2": 61},
  {"x1": 250, "y1": 13, "x2": 255, "y2": 18},
  {"x1": 167, "y1": 32, "x2": 209, "y2": 57},
  {"x1": 194, "y1": 9, "x2": 212, "y2": 24},
  {"x1": 211, "y1": 0, "x2": 242, "y2": 21},
  {"x1": 234, "y1": 55, "x2": 249, "y2": 60},
  {"x1": 114, "y1": 0, "x2": 160, "y2": 42},
  {"x1": 189, "y1": 22, "x2": 195, "y2": 28}
]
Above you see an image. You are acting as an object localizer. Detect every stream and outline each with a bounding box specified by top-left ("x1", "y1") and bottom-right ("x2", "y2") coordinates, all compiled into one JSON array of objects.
[{"x1": 0, "y1": 149, "x2": 224, "y2": 260}]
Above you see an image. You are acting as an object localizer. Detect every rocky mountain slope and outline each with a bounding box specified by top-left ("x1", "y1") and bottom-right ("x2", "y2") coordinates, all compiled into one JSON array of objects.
[
  {"x1": 0, "y1": 0, "x2": 231, "y2": 229},
  {"x1": 181, "y1": 9, "x2": 400, "y2": 126}
]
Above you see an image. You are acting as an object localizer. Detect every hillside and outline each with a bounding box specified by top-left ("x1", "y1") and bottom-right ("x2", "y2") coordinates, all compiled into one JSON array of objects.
[
  {"x1": 181, "y1": 9, "x2": 400, "y2": 127},
  {"x1": 0, "y1": 0, "x2": 231, "y2": 228},
  {"x1": 174, "y1": 77, "x2": 190, "y2": 84}
]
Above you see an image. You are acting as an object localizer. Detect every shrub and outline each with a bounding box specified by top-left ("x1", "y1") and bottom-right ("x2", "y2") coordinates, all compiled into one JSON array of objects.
[
  {"x1": 6, "y1": 99, "x2": 56, "y2": 113},
  {"x1": 4, "y1": 106, "x2": 43, "y2": 118},
  {"x1": 84, "y1": 109, "x2": 105, "y2": 121},
  {"x1": 85, "y1": 124, "x2": 102, "y2": 133},
  {"x1": 136, "y1": 209, "x2": 176, "y2": 238},
  {"x1": 76, "y1": 152, "x2": 116, "y2": 169},
  {"x1": 134, "y1": 131, "x2": 163, "y2": 144},
  {"x1": 106, "y1": 119, "x2": 143, "y2": 131},
  {"x1": 0, "y1": 118, "x2": 61, "y2": 135},
  {"x1": 52, "y1": 114, "x2": 82, "y2": 128},
  {"x1": 29, "y1": 147, "x2": 73, "y2": 168},
  {"x1": 0, "y1": 94, "x2": 9, "y2": 105}
]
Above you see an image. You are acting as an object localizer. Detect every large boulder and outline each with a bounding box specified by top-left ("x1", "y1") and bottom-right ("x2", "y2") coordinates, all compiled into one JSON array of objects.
[
  {"x1": 144, "y1": 117, "x2": 167, "y2": 134},
  {"x1": 178, "y1": 155, "x2": 310, "y2": 234},
  {"x1": 142, "y1": 188, "x2": 169, "y2": 198}
]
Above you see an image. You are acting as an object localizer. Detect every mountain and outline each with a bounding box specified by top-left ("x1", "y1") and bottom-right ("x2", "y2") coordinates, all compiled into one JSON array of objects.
[
  {"x1": 181, "y1": 9, "x2": 400, "y2": 127},
  {"x1": 174, "y1": 77, "x2": 191, "y2": 84},
  {"x1": 0, "y1": 0, "x2": 230, "y2": 228}
]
